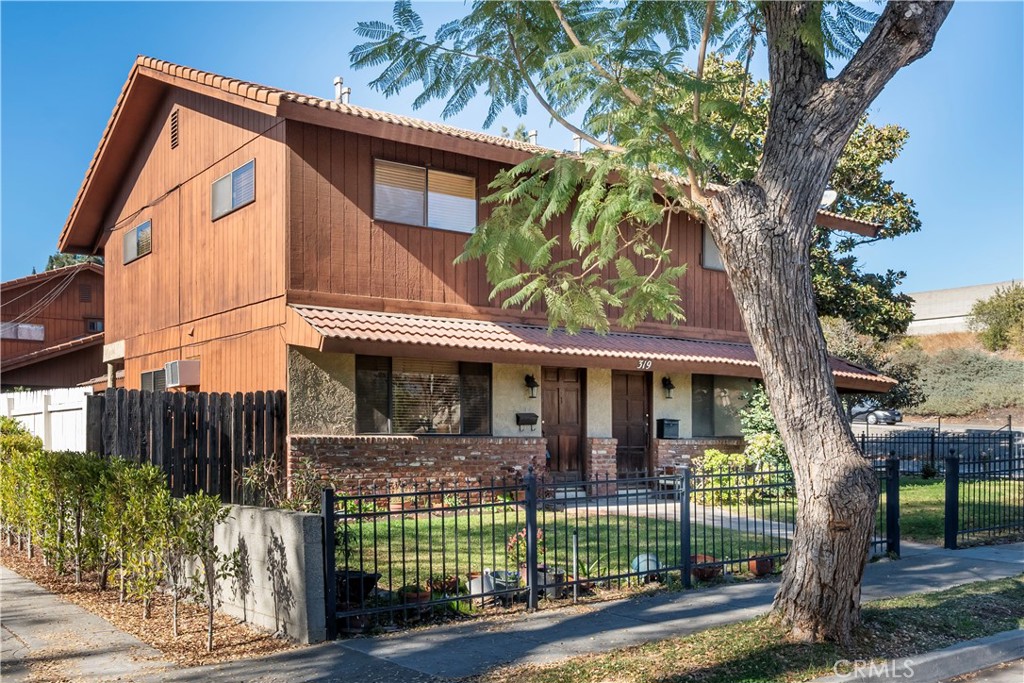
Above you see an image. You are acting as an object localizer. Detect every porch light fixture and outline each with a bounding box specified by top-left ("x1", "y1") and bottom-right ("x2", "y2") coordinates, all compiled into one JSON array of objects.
[
  {"x1": 662, "y1": 376, "x2": 675, "y2": 399},
  {"x1": 524, "y1": 374, "x2": 539, "y2": 399}
]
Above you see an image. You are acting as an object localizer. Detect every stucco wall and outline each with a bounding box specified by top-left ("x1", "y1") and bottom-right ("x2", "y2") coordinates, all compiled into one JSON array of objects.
[
  {"x1": 288, "y1": 348, "x2": 355, "y2": 435},
  {"x1": 202, "y1": 505, "x2": 326, "y2": 644},
  {"x1": 653, "y1": 372, "x2": 692, "y2": 438},
  {"x1": 492, "y1": 363, "x2": 542, "y2": 437},
  {"x1": 586, "y1": 368, "x2": 613, "y2": 438}
]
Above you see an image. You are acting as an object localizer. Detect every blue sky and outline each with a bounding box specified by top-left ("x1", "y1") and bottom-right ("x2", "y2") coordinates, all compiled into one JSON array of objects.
[{"x1": 2, "y1": 1, "x2": 1021, "y2": 293}]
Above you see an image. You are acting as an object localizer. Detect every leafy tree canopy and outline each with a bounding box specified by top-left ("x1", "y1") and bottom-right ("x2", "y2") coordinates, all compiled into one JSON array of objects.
[
  {"x1": 45, "y1": 253, "x2": 103, "y2": 271},
  {"x1": 969, "y1": 282, "x2": 1024, "y2": 353}
]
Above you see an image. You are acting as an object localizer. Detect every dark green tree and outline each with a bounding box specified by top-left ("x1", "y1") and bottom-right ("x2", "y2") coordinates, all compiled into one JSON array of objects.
[
  {"x1": 45, "y1": 253, "x2": 103, "y2": 271},
  {"x1": 353, "y1": 0, "x2": 952, "y2": 642}
]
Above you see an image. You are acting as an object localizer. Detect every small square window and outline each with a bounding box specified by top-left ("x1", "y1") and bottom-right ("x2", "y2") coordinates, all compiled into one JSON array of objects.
[
  {"x1": 86, "y1": 319, "x2": 104, "y2": 333},
  {"x1": 141, "y1": 369, "x2": 166, "y2": 393},
  {"x1": 123, "y1": 220, "x2": 152, "y2": 264},
  {"x1": 212, "y1": 159, "x2": 256, "y2": 220}
]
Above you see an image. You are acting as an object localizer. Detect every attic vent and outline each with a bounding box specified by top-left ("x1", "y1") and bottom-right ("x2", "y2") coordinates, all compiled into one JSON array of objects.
[
  {"x1": 170, "y1": 110, "x2": 179, "y2": 149},
  {"x1": 79, "y1": 284, "x2": 92, "y2": 302}
]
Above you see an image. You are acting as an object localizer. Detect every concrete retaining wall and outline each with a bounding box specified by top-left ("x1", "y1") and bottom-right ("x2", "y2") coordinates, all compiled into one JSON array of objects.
[{"x1": 211, "y1": 505, "x2": 326, "y2": 644}]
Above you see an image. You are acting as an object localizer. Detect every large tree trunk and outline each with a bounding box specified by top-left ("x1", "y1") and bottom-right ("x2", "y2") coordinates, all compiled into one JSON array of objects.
[{"x1": 706, "y1": 1, "x2": 952, "y2": 644}]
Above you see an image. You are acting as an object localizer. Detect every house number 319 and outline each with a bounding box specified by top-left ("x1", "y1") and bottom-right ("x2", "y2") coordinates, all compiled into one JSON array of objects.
[{"x1": 636, "y1": 359, "x2": 653, "y2": 370}]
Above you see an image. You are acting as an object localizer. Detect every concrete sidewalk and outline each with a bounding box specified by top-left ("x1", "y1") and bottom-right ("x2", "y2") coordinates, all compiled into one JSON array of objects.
[
  {"x1": 3, "y1": 544, "x2": 1021, "y2": 682},
  {"x1": 147, "y1": 542, "x2": 1023, "y2": 682},
  {"x1": 0, "y1": 567, "x2": 173, "y2": 682}
]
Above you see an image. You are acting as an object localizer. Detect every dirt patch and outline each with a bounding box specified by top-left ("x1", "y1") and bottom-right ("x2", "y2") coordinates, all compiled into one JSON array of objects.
[{"x1": 1, "y1": 545, "x2": 300, "y2": 667}]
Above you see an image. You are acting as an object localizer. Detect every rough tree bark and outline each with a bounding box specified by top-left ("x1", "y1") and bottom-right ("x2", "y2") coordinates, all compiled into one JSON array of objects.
[{"x1": 707, "y1": 1, "x2": 952, "y2": 644}]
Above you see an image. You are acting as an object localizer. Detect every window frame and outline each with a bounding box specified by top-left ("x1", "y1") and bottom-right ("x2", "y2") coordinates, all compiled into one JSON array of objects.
[
  {"x1": 211, "y1": 159, "x2": 256, "y2": 221},
  {"x1": 355, "y1": 355, "x2": 492, "y2": 436},
  {"x1": 0, "y1": 322, "x2": 45, "y2": 342},
  {"x1": 701, "y1": 225, "x2": 725, "y2": 272},
  {"x1": 123, "y1": 220, "x2": 153, "y2": 265},
  {"x1": 86, "y1": 319, "x2": 104, "y2": 333},
  {"x1": 372, "y1": 159, "x2": 478, "y2": 233},
  {"x1": 141, "y1": 368, "x2": 166, "y2": 393}
]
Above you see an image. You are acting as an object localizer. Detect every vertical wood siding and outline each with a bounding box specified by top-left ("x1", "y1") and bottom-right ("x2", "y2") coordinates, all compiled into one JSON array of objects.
[
  {"x1": 1, "y1": 268, "x2": 105, "y2": 359},
  {"x1": 285, "y1": 121, "x2": 744, "y2": 338}
]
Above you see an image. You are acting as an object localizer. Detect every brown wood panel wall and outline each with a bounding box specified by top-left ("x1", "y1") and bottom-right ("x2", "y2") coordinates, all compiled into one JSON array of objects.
[
  {"x1": 0, "y1": 345, "x2": 104, "y2": 389},
  {"x1": 1, "y1": 269, "x2": 105, "y2": 359},
  {"x1": 100, "y1": 88, "x2": 289, "y2": 391},
  {"x1": 285, "y1": 121, "x2": 744, "y2": 337}
]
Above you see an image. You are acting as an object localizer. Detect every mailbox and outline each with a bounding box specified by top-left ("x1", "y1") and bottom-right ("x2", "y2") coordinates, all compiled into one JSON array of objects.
[
  {"x1": 516, "y1": 412, "x2": 539, "y2": 427},
  {"x1": 656, "y1": 419, "x2": 680, "y2": 439}
]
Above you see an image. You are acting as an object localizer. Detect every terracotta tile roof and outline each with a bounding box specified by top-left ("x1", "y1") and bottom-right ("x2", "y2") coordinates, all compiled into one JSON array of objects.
[
  {"x1": 2, "y1": 333, "x2": 104, "y2": 372},
  {"x1": 1, "y1": 263, "x2": 102, "y2": 293},
  {"x1": 290, "y1": 305, "x2": 893, "y2": 388}
]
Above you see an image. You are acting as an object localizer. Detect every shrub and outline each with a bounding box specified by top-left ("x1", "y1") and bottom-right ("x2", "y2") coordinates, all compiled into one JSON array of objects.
[
  {"x1": 915, "y1": 349, "x2": 1024, "y2": 416},
  {"x1": 691, "y1": 449, "x2": 790, "y2": 505},
  {"x1": 969, "y1": 283, "x2": 1024, "y2": 353}
]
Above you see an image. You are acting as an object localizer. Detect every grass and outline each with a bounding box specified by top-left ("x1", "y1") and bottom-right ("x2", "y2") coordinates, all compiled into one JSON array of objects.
[
  {"x1": 899, "y1": 477, "x2": 1024, "y2": 545},
  {"x1": 338, "y1": 505, "x2": 790, "y2": 592},
  {"x1": 474, "y1": 575, "x2": 1024, "y2": 683}
]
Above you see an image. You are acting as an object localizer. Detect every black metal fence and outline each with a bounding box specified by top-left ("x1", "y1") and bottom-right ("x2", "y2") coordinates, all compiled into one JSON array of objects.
[
  {"x1": 860, "y1": 429, "x2": 1019, "y2": 476},
  {"x1": 321, "y1": 463, "x2": 897, "y2": 636},
  {"x1": 944, "y1": 454, "x2": 1024, "y2": 548}
]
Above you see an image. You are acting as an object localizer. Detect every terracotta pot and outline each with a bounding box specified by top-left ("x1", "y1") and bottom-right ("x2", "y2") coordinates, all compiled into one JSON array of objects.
[
  {"x1": 690, "y1": 554, "x2": 722, "y2": 581},
  {"x1": 748, "y1": 557, "x2": 775, "y2": 577}
]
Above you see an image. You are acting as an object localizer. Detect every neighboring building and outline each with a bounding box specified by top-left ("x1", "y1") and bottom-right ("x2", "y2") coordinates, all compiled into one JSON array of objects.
[
  {"x1": 907, "y1": 280, "x2": 1021, "y2": 335},
  {"x1": 57, "y1": 57, "x2": 892, "y2": 487},
  {"x1": 1, "y1": 263, "x2": 106, "y2": 389}
]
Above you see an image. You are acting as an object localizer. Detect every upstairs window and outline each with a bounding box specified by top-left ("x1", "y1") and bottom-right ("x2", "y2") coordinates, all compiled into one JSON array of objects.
[
  {"x1": 212, "y1": 159, "x2": 255, "y2": 220},
  {"x1": 123, "y1": 220, "x2": 152, "y2": 264},
  {"x1": 702, "y1": 225, "x2": 725, "y2": 271},
  {"x1": 356, "y1": 355, "x2": 491, "y2": 435},
  {"x1": 0, "y1": 322, "x2": 44, "y2": 341},
  {"x1": 374, "y1": 160, "x2": 477, "y2": 232}
]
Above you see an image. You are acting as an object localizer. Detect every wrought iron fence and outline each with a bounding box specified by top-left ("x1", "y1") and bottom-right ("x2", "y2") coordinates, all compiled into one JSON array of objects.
[
  {"x1": 944, "y1": 454, "x2": 1024, "y2": 548},
  {"x1": 859, "y1": 430, "x2": 1018, "y2": 476},
  {"x1": 321, "y1": 462, "x2": 896, "y2": 637}
]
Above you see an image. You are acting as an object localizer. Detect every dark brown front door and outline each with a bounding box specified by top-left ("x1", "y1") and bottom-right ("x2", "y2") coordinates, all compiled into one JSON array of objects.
[
  {"x1": 542, "y1": 367, "x2": 582, "y2": 475},
  {"x1": 612, "y1": 371, "x2": 650, "y2": 475}
]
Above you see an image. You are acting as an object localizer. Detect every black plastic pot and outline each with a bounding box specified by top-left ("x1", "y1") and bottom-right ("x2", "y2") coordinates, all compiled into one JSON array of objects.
[{"x1": 337, "y1": 570, "x2": 382, "y2": 605}]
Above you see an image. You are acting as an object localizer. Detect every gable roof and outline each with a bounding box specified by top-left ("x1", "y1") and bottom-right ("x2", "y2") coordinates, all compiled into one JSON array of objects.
[
  {"x1": 1, "y1": 262, "x2": 103, "y2": 294},
  {"x1": 59, "y1": 56, "x2": 879, "y2": 253}
]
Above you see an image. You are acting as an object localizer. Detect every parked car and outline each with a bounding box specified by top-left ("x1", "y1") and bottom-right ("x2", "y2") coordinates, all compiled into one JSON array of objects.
[{"x1": 849, "y1": 402, "x2": 903, "y2": 425}]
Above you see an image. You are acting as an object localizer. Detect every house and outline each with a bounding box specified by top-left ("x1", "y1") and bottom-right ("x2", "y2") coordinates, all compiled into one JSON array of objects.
[
  {"x1": 1, "y1": 263, "x2": 106, "y2": 390},
  {"x1": 57, "y1": 56, "x2": 892, "y2": 487}
]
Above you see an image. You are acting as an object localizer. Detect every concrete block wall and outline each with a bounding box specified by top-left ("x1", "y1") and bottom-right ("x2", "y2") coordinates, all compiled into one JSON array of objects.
[
  {"x1": 211, "y1": 505, "x2": 326, "y2": 644},
  {"x1": 290, "y1": 435, "x2": 548, "y2": 490}
]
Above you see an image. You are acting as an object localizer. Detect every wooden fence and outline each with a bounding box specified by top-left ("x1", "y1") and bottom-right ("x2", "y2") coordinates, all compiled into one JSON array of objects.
[{"x1": 87, "y1": 388, "x2": 286, "y2": 503}]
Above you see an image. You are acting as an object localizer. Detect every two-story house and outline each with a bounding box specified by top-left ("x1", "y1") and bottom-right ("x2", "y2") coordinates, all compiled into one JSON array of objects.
[
  {"x1": 57, "y1": 57, "x2": 892, "y2": 487},
  {"x1": 1, "y1": 263, "x2": 106, "y2": 390}
]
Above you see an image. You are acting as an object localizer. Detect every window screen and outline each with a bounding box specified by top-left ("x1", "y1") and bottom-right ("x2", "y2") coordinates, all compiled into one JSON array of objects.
[
  {"x1": 427, "y1": 170, "x2": 477, "y2": 232},
  {"x1": 356, "y1": 355, "x2": 391, "y2": 434},
  {"x1": 459, "y1": 362, "x2": 491, "y2": 435},
  {"x1": 702, "y1": 226, "x2": 725, "y2": 271},
  {"x1": 374, "y1": 160, "x2": 426, "y2": 226},
  {"x1": 123, "y1": 220, "x2": 152, "y2": 264},
  {"x1": 141, "y1": 369, "x2": 166, "y2": 393},
  {"x1": 212, "y1": 159, "x2": 256, "y2": 220}
]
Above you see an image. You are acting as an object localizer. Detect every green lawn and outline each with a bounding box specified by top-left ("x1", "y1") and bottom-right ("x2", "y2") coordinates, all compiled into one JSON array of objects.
[
  {"x1": 338, "y1": 505, "x2": 789, "y2": 592},
  {"x1": 899, "y1": 477, "x2": 1024, "y2": 545},
  {"x1": 475, "y1": 576, "x2": 1024, "y2": 683}
]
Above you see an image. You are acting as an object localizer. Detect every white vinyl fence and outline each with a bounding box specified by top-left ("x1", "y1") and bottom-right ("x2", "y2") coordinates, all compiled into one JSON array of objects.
[{"x1": 1, "y1": 387, "x2": 92, "y2": 451}]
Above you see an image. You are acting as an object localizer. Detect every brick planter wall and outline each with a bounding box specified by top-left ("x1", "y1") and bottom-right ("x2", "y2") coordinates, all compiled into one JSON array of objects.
[
  {"x1": 289, "y1": 435, "x2": 548, "y2": 490},
  {"x1": 583, "y1": 437, "x2": 618, "y2": 494},
  {"x1": 654, "y1": 437, "x2": 746, "y2": 470}
]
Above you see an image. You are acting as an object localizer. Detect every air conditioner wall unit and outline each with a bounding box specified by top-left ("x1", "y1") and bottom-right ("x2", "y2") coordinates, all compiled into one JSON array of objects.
[{"x1": 165, "y1": 359, "x2": 201, "y2": 388}]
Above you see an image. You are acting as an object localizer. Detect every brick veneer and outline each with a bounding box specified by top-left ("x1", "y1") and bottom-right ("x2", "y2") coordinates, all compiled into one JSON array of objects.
[
  {"x1": 654, "y1": 437, "x2": 746, "y2": 470},
  {"x1": 289, "y1": 435, "x2": 548, "y2": 490},
  {"x1": 583, "y1": 437, "x2": 618, "y2": 494}
]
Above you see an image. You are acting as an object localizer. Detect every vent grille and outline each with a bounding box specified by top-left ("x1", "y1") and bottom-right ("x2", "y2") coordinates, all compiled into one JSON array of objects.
[
  {"x1": 170, "y1": 110, "x2": 179, "y2": 149},
  {"x1": 79, "y1": 284, "x2": 92, "y2": 302}
]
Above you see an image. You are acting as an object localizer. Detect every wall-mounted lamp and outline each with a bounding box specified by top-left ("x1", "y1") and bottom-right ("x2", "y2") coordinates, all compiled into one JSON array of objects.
[
  {"x1": 524, "y1": 374, "x2": 539, "y2": 399},
  {"x1": 662, "y1": 376, "x2": 675, "y2": 399}
]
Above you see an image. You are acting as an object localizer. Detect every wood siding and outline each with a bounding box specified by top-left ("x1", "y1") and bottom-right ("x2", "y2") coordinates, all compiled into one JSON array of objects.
[
  {"x1": 1, "y1": 345, "x2": 104, "y2": 389},
  {"x1": 101, "y1": 89, "x2": 289, "y2": 392},
  {"x1": 285, "y1": 121, "x2": 746, "y2": 340},
  {"x1": 1, "y1": 268, "x2": 105, "y2": 359}
]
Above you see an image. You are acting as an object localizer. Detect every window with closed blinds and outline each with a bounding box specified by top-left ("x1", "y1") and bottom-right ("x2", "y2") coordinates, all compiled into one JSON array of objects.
[
  {"x1": 373, "y1": 160, "x2": 477, "y2": 232},
  {"x1": 374, "y1": 160, "x2": 426, "y2": 226},
  {"x1": 123, "y1": 220, "x2": 152, "y2": 264},
  {"x1": 141, "y1": 369, "x2": 166, "y2": 393},
  {"x1": 355, "y1": 355, "x2": 492, "y2": 435},
  {"x1": 212, "y1": 159, "x2": 256, "y2": 220},
  {"x1": 427, "y1": 170, "x2": 477, "y2": 232}
]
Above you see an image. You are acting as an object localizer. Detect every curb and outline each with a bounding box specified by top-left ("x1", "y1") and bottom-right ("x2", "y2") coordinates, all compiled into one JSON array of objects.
[{"x1": 809, "y1": 629, "x2": 1023, "y2": 682}]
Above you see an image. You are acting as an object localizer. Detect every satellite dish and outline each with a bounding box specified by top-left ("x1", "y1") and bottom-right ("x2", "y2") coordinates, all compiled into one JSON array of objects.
[{"x1": 820, "y1": 189, "x2": 838, "y2": 208}]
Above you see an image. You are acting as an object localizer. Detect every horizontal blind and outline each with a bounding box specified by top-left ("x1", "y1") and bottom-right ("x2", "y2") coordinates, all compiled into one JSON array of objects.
[
  {"x1": 232, "y1": 160, "x2": 256, "y2": 208},
  {"x1": 392, "y1": 358, "x2": 460, "y2": 434},
  {"x1": 136, "y1": 221, "x2": 152, "y2": 257},
  {"x1": 375, "y1": 160, "x2": 426, "y2": 226},
  {"x1": 427, "y1": 169, "x2": 477, "y2": 232}
]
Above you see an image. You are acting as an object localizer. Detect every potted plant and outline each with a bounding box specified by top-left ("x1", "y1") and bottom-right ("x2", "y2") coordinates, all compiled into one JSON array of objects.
[
  {"x1": 748, "y1": 556, "x2": 775, "y2": 577},
  {"x1": 690, "y1": 554, "x2": 723, "y2": 581},
  {"x1": 336, "y1": 523, "x2": 381, "y2": 605},
  {"x1": 397, "y1": 583, "x2": 432, "y2": 605},
  {"x1": 426, "y1": 574, "x2": 459, "y2": 595},
  {"x1": 507, "y1": 527, "x2": 545, "y2": 584}
]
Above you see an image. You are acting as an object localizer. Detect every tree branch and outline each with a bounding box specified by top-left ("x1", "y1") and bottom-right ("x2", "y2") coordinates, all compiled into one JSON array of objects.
[{"x1": 687, "y1": 0, "x2": 716, "y2": 203}]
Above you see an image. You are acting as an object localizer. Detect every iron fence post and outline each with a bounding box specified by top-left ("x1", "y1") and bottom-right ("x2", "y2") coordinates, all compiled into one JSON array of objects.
[
  {"x1": 929, "y1": 430, "x2": 936, "y2": 471},
  {"x1": 525, "y1": 466, "x2": 539, "y2": 610},
  {"x1": 322, "y1": 488, "x2": 337, "y2": 640},
  {"x1": 680, "y1": 465, "x2": 692, "y2": 589},
  {"x1": 885, "y1": 456, "x2": 900, "y2": 557},
  {"x1": 944, "y1": 454, "x2": 959, "y2": 550}
]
